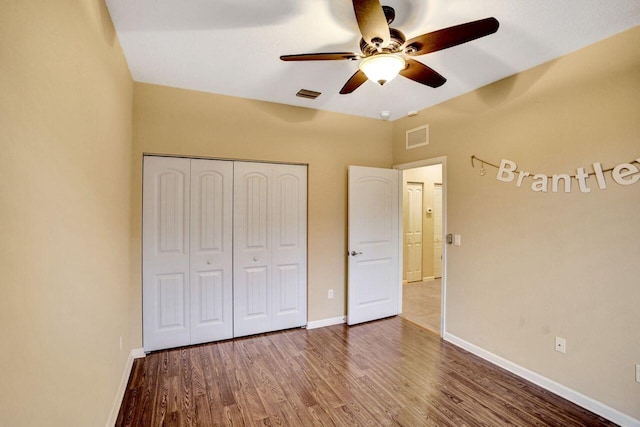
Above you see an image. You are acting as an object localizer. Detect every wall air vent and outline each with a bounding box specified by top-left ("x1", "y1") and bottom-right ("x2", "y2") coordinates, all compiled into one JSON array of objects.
[
  {"x1": 406, "y1": 124, "x2": 429, "y2": 150},
  {"x1": 296, "y1": 89, "x2": 321, "y2": 100}
]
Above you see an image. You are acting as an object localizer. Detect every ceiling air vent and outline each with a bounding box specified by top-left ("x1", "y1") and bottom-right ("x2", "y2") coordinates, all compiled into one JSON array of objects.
[
  {"x1": 296, "y1": 89, "x2": 321, "y2": 100},
  {"x1": 406, "y1": 124, "x2": 429, "y2": 150}
]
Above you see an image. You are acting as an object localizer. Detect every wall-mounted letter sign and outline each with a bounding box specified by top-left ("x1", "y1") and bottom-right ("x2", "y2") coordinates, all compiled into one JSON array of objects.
[{"x1": 471, "y1": 155, "x2": 640, "y2": 193}]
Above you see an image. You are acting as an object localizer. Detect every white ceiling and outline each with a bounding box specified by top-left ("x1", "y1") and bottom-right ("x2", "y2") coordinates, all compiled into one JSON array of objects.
[{"x1": 106, "y1": 0, "x2": 640, "y2": 121}]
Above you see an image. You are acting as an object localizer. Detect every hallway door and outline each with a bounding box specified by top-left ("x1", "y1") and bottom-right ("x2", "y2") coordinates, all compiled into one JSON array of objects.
[{"x1": 404, "y1": 182, "x2": 423, "y2": 282}]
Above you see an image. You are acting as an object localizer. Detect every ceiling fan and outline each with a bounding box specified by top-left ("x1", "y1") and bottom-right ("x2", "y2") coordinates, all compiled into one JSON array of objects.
[{"x1": 280, "y1": 0, "x2": 499, "y2": 94}]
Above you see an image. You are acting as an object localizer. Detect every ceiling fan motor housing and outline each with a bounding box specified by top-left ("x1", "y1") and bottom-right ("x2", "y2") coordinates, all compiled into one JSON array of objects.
[{"x1": 360, "y1": 28, "x2": 406, "y2": 56}]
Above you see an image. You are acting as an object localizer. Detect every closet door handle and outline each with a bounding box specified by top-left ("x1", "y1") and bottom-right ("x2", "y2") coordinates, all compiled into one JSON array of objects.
[{"x1": 253, "y1": 256, "x2": 259, "y2": 262}]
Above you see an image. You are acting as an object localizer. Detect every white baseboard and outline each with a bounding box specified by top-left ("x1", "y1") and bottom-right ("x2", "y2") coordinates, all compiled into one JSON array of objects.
[
  {"x1": 444, "y1": 333, "x2": 640, "y2": 427},
  {"x1": 131, "y1": 348, "x2": 146, "y2": 359},
  {"x1": 106, "y1": 348, "x2": 146, "y2": 427},
  {"x1": 306, "y1": 316, "x2": 346, "y2": 330}
]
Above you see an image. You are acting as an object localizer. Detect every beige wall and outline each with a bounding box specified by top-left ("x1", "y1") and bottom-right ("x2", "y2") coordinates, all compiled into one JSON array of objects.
[
  {"x1": 393, "y1": 27, "x2": 640, "y2": 419},
  {"x1": 0, "y1": 1, "x2": 133, "y2": 426},
  {"x1": 402, "y1": 165, "x2": 442, "y2": 280},
  {"x1": 130, "y1": 83, "x2": 393, "y2": 345},
  {"x1": 3, "y1": 1, "x2": 638, "y2": 423}
]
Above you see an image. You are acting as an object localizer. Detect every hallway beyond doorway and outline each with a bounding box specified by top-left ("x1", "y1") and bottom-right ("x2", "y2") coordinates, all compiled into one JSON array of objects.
[{"x1": 400, "y1": 279, "x2": 441, "y2": 334}]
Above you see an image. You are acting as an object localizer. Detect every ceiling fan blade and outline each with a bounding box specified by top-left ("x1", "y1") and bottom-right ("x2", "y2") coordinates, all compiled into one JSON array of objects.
[
  {"x1": 404, "y1": 17, "x2": 499, "y2": 56},
  {"x1": 400, "y1": 59, "x2": 446, "y2": 88},
  {"x1": 352, "y1": 0, "x2": 390, "y2": 47},
  {"x1": 340, "y1": 69, "x2": 368, "y2": 94},
  {"x1": 280, "y1": 52, "x2": 360, "y2": 61}
]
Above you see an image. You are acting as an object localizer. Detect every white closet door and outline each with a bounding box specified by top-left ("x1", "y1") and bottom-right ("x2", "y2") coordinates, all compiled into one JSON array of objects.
[
  {"x1": 270, "y1": 164, "x2": 307, "y2": 331},
  {"x1": 233, "y1": 162, "x2": 307, "y2": 337},
  {"x1": 234, "y1": 162, "x2": 271, "y2": 337},
  {"x1": 189, "y1": 159, "x2": 233, "y2": 344},
  {"x1": 143, "y1": 156, "x2": 191, "y2": 352}
]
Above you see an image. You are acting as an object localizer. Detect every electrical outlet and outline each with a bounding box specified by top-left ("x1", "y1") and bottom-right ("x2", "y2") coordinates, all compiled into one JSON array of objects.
[
  {"x1": 555, "y1": 337, "x2": 566, "y2": 354},
  {"x1": 328, "y1": 289, "x2": 334, "y2": 299},
  {"x1": 635, "y1": 364, "x2": 640, "y2": 383}
]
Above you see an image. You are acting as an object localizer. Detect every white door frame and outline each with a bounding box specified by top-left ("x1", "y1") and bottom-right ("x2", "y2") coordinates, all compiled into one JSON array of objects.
[
  {"x1": 433, "y1": 183, "x2": 443, "y2": 279},
  {"x1": 394, "y1": 156, "x2": 447, "y2": 337}
]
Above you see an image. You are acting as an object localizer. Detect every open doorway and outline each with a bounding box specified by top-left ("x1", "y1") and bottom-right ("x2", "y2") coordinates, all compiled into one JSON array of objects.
[{"x1": 399, "y1": 162, "x2": 444, "y2": 335}]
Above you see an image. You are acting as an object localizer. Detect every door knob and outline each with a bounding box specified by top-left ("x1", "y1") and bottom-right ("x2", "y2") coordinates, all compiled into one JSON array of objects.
[
  {"x1": 350, "y1": 251, "x2": 363, "y2": 256},
  {"x1": 206, "y1": 260, "x2": 212, "y2": 265},
  {"x1": 253, "y1": 256, "x2": 259, "y2": 261}
]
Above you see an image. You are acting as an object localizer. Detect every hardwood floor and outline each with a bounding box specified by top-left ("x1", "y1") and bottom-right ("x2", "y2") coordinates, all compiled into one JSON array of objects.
[
  {"x1": 400, "y1": 279, "x2": 441, "y2": 334},
  {"x1": 116, "y1": 317, "x2": 614, "y2": 426}
]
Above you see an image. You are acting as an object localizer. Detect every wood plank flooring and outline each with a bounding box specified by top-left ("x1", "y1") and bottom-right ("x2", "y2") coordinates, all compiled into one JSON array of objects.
[{"x1": 116, "y1": 317, "x2": 614, "y2": 426}]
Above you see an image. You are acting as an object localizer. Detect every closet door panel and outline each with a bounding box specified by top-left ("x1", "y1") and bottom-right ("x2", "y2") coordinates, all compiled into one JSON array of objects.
[
  {"x1": 234, "y1": 163, "x2": 272, "y2": 337},
  {"x1": 143, "y1": 156, "x2": 191, "y2": 352},
  {"x1": 244, "y1": 267, "x2": 269, "y2": 317},
  {"x1": 190, "y1": 159, "x2": 233, "y2": 344},
  {"x1": 271, "y1": 165, "x2": 307, "y2": 330}
]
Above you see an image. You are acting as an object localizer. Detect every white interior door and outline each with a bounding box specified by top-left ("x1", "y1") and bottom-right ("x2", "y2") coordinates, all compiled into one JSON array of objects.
[
  {"x1": 143, "y1": 156, "x2": 191, "y2": 352},
  {"x1": 233, "y1": 162, "x2": 307, "y2": 337},
  {"x1": 404, "y1": 182, "x2": 423, "y2": 282},
  {"x1": 189, "y1": 159, "x2": 233, "y2": 344},
  {"x1": 433, "y1": 184, "x2": 443, "y2": 278},
  {"x1": 348, "y1": 165, "x2": 400, "y2": 326}
]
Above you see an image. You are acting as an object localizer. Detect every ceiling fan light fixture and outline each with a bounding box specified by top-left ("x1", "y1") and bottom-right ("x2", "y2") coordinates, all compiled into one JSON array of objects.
[{"x1": 359, "y1": 53, "x2": 405, "y2": 86}]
